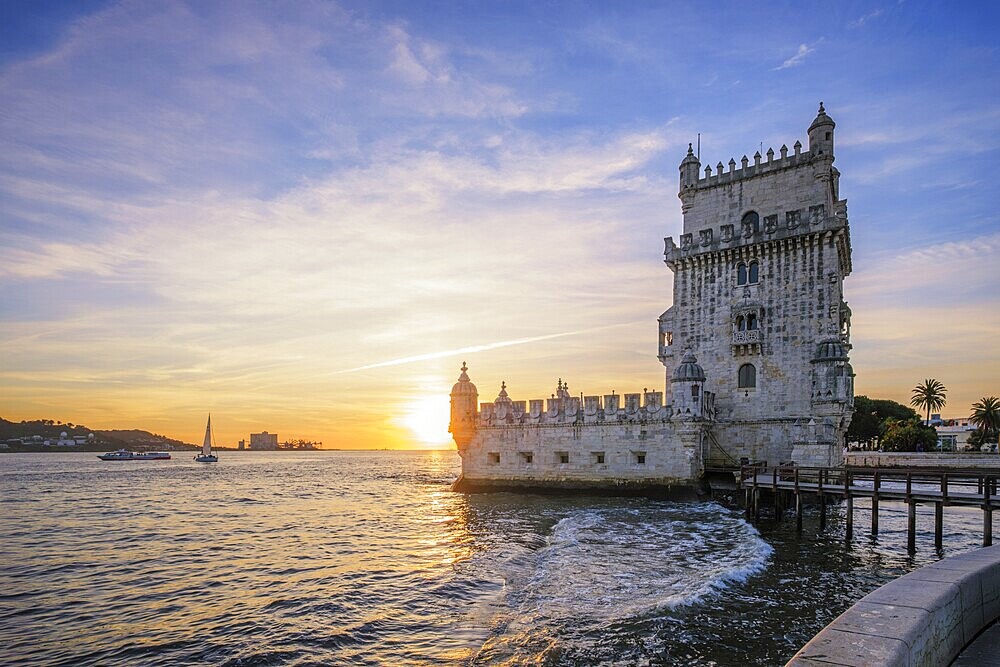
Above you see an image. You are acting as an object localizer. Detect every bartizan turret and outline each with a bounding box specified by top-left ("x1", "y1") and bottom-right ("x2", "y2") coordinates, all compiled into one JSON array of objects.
[
  {"x1": 808, "y1": 102, "x2": 835, "y2": 158},
  {"x1": 449, "y1": 362, "x2": 478, "y2": 451},
  {"x1": 671, "y1": 352, "x2": 707, "y2": 419},
  {"x1": 678, "y1": 143, "x2": 701, "y2": 214}
]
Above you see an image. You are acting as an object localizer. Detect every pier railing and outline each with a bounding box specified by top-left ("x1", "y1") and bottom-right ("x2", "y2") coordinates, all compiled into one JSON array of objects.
[{"x1": 739, "y1": 463, "x2": 999, "y2": 549}]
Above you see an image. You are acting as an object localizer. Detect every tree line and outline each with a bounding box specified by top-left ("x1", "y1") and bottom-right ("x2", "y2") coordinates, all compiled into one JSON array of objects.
[{"x1": 848, "y1": 380, "x2": 999, "y2": 452}]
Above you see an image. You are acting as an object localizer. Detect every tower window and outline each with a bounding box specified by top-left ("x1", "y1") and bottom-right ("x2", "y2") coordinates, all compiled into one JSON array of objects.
[
  {"x1": 736, "y1": 315, "x2": 746, "y2": 331},
  {"x1": 741, "y1": 211, "x2": 760, "y2": 231},
  {"x1": 488, "y1": 452, "x2": 500, "y2": 464},
  {"x1": 738, "y1": 364, "x2": 757, "y2": 389},
  {"x1": 747, "y1": 313, "x2": 758, "y2": 330},
  {"x1": 737, "y1": 260, "x2": 759, "y2": 285},
  {"x1": 825, "y1": 132, "x2": 831, "y2": 140}
]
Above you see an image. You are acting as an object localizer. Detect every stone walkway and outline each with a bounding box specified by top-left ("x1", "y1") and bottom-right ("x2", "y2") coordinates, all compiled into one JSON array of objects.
[{"x1": 952, "y1": 620, "x2": 1000, "y2": 666}]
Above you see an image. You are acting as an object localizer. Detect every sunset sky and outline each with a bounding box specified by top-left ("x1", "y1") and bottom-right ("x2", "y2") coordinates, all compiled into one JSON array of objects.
[{"x1": 2, "y1": 1, "x2": 998, "y2": 449}]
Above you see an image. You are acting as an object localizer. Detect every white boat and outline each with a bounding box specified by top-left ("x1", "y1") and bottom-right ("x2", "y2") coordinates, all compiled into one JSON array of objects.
[
  {"x1": 98, "y1": 449, "x2": 171, "y2": 461},
  {"x1": 195, "y1": 415, "x2": 219, "y2": 463}
]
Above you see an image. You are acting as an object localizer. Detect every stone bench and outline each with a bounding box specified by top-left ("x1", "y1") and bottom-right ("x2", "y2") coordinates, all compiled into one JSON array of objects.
[{"x1": 786, "y1": 544, "x2": 1000, "y2": 666}]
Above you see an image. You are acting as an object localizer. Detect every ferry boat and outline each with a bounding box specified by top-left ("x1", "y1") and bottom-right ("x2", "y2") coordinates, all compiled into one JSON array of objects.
[{"x1": 98, "y1": 449, "x2": 171, "y2": 461}]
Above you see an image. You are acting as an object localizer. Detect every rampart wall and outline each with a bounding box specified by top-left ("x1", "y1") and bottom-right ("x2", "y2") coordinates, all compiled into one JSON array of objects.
[{"x1": 455, "y1": 419, "x2": 707, "y2": 495}]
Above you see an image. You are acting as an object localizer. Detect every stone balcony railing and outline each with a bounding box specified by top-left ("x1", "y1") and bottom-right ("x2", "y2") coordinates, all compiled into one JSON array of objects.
[{"x1": 733, "y1": 329, "x2": 761, "y2": 344}]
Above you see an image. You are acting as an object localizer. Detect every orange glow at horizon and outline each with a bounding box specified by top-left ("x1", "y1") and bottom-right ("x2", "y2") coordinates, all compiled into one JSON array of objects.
[{"x1": 398, "y1": 395, "x2": 454, "y2": 448}]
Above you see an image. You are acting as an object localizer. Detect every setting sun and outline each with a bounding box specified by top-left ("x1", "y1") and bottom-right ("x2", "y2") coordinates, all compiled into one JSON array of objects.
[{"x1": 399, "y1": 395, "x2": 453, "y2": 447}]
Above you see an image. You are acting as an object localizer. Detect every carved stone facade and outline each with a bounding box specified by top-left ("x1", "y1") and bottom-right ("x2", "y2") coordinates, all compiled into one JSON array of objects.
[{"x1": 451, "y1": 105, "x2": 854, "y2": 493}]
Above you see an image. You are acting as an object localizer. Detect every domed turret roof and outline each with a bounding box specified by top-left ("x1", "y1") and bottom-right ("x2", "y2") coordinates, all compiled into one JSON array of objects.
[
  {"x1": 672, "y1": 352, "x2": 706, "y2": 382},
  {"x1": 450, "y1": 361, "x2": 478, "y2": 396},
  {"x1": 680, "y1": 142, "x2": 700, "y2": 166},
  {"x1": 494, "y1": 381, "x2": 512, "y2": 405},
  {"x1": 812, "y1": 339, "x2": 849, "y2": 362},
  {"x1": 809, "y1": 102, "x2": 836, "y2": 132}
]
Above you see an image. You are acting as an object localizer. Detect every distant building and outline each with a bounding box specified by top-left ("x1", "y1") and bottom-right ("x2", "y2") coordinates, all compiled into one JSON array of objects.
[
  {"x1": 935, "y1": 420, "x2": 976, "y2": 452},
  {"x1": 238, "y1": 439, "x2": 246, "y2": 450},
  {"x1": 249, "y1": 431, "x2": 279, "y2": 450}
]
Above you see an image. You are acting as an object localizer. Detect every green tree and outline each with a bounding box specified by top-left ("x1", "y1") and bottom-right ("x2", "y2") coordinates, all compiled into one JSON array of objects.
[
  {"x1": 847, "y1": 396, "x2": 921, "y2": 447},
  {"x1": 970, "y1": 396, "x2": 1000, "y2": 449},
  {"x1": 881, "y1": 417, "x2": 938, "y2": 452},
  {"x1": 847, "y1": 396, "x2": 880, "y2": 446},
  {"x1": 911, "y1": 379, "x2": 947, "y2": 425}
]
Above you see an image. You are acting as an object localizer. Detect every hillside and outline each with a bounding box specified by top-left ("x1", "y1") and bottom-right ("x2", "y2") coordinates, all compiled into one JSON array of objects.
[{"x1": 0, "y1": 418, "x2": 196, "y2": 452}]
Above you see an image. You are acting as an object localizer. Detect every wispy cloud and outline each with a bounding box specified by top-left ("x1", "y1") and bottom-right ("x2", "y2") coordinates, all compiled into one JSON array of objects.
[
  {"x1": 335, "y1": 325, "x2": 630, "y2": 373},
  {"x1": 773, "y1": 43, "x2": 816, "y2": 70},
  {"x1": 850, "y1": 9, "x2": 885, "y2": 28}
]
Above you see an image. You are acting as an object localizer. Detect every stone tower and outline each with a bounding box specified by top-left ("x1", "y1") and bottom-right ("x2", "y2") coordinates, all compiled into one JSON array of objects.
[
  {"x1": 449, "y1": 362, "x2": 478, "y2": 451},
  {"x1": 660, "y1": 104, "x2": 854, "y2": 466}
]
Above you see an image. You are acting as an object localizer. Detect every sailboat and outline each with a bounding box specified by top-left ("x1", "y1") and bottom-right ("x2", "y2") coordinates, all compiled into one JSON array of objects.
[{"x1": 194, "y1": 414, "x2": 219, "y2": 463}]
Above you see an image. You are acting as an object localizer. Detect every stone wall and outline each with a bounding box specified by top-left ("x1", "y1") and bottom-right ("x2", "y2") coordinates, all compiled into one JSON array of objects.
[
  {"x1": 680, "y1": 149, "x2": 837, "y2": 238},
  {"x1": 845, "y1": 452, "x2": 1000, "y2": 468},
  {"x1": 786, "y1": 544, "x2": 1000, "y2": 666},
  {"x1": 667, "y1": 236, "x2": 848, "y2": 421},
  {"x1": 457, "y1": 420, "x2": 706, "y2": 491},
  {"x1": 709, "y1": 418, "x2": 842, "y2": 468}
]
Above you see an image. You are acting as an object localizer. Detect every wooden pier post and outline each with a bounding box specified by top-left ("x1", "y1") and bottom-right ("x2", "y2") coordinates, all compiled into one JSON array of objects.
[
  {"x1": 845, "y1": 470, "x2": 853, "y2": 542},
  {"x1": 935, "y1": 474, "x2": 946, "y2": 549},
  {"x1": 752, "y1": 472, "x2": 760, "y2": 523},
  {"x1": 772, "y1": 467, "x2": 781, "y2": 521},
  {"x1": 795, "y1": 468, "x2": 802, "y2": 533},
  {"x1": 743, "y1": 466, "x2": 752, "y2": 520},
  {"x1": 846, "y1": 495, "x2": 854, "y2": 541},
  {"x1": 985, "y1": 475, "x2": 993, "y2": 548},
  {"x1": 871, "y1": 469, "x2": 880, "y2": 536},
  {"x1": 906, "y1": 473, "x2": 916, "y2": 552},
  {"x1": 818, "y1": 470, "x2": 827, "y2": 532},
  {"x1": 934, "y1": 503, "x2": 943, "y2": 549}
]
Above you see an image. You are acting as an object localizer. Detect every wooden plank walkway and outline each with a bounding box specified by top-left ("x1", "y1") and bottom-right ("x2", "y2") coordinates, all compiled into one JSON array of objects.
[{"x1": 739, "y1": 464, "x2": 999, "y2": 549}]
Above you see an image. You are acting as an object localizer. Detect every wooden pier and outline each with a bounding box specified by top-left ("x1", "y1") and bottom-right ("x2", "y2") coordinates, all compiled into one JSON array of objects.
[{"x1": 740, "y1": 464, "x2": 1000, "y2": 549}]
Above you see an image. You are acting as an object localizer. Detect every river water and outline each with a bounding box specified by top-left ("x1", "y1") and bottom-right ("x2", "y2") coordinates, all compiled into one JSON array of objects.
[{"x1": 0, "y1": 451, "x2": 992, "y2": 666}]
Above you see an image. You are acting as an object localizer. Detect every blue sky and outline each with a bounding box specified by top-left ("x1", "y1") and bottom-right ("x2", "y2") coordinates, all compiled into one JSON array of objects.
[{"x1": 1, "y1": 0, "x2": 998, "y2": 447}]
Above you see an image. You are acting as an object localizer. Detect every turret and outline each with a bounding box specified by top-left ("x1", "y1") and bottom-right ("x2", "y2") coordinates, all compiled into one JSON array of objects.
[
  {"x1": 449, "y1": 361, "x2": 478, "y2": 450},
  {"x1": 808, "y1": 102, "x2": 836, "y2": 158},
  {"x1": 810, "y1": 339, "x2": 853, "y2": 407},
  {"x1": 678, "y1": 143, "x2": 701, "y2": 190},
  {"x1": 493, "y1": 381, "x2": 513, "y2": 423},
  {"x1": 670, "y1": 352, "x2": 706, "y2": 419},
  {"x1": 677, "y1": 143, "x2": 701, "y2": 214}
]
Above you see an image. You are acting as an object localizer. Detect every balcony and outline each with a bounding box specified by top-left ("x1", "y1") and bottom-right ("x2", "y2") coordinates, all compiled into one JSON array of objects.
[{"x1": 732, "y1": 329, "x2": 761, "y2": 345}]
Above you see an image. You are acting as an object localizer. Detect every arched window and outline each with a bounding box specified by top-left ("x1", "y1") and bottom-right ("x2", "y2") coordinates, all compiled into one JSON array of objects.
[
  {"x1": 738, "y1": 363, "x2": 757, "y2": 389},
  {"x1": 747, "y1": 313, "x2": 758, "y2": 330},
  {"x1": 736, "y1": 315, "x2": 745, "y2": 331},
  {"x1": 748, "y1": 260, "x2": 759, "y2": 284},
  {"x1": 737, "y1": 263, "x2": 748, "y2": 285}
]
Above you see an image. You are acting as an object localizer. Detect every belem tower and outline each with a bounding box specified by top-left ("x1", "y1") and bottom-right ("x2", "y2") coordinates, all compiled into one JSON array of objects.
[{"x1": 450, "y1": 105, "x2": 855, "y2": 495}]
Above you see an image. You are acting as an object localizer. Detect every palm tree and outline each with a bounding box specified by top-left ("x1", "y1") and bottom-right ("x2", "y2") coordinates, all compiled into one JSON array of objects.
[
  {"x1": 970, "y1": 396, "x2": 1000, "y2": 448},
  {"x1": 911, "y1": 379, "x2": 947, "y2": 425}
]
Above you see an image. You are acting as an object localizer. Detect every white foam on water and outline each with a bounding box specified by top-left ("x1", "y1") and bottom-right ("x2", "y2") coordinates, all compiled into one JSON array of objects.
[{"x1": 477, "y1": 501, "x2": 773, "y2": 663}]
